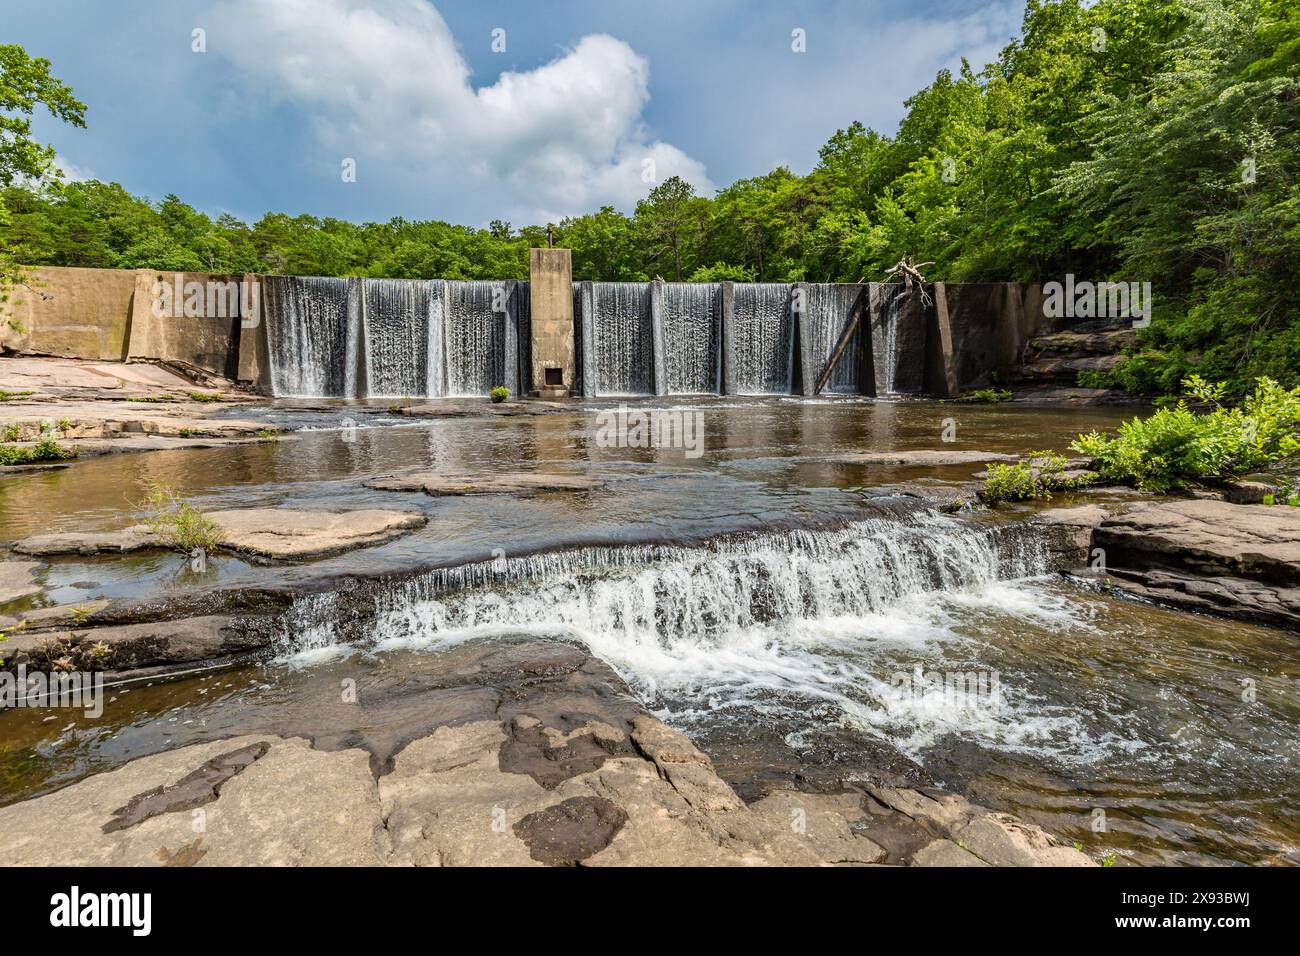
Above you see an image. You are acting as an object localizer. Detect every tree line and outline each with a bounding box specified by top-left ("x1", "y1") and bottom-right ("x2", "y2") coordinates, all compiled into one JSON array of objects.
[{"x1": 2, "y1": 0, "x2": 1296, "y2": 394}]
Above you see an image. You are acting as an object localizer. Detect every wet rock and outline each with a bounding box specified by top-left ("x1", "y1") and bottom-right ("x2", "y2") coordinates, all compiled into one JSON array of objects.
[
  {"x1": 0, "y1": 559, "x2": 41, "y2": 605},
  {"x1": 207, "y1": 508, "x2": 426, "y2": 559},
  {"x1": 513, "y1": 796, "x2": 629, "y2": 866},
  {"x1": 748, "y1": 790, "x2": 886, "y2": 864},
  {"x1": 828, "y1": 450, "x2": 1018, "y2": 467},
  {"x1": 1093, "y1": 499, "x2": 1300, "y2": 630},
  {"x1": 365, "y1": 473, "x2": 604, "y2": 496},
  {"x1": 1, "y1": 615, "x2": 266, "y2": 672},
  {"x1": 12, "y1": 528, "x2": 156, "y2": 556},
  {"x1": 396, "y1": 400, "x2": 567, "y2": 418},
  {"x1": 1032, "y1": 504, "x2": 1114, "y2": 569},
  {"x1": 103, "y1": 743, "x2": 269, "y2": 833}
]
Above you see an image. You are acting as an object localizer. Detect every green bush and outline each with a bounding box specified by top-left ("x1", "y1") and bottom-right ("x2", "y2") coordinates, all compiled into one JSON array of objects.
[
  {"x1": 979, "y1": 451, "x2": 1093, "y2": 504},
  {"x1": 0, "y1": 434, "x2": 75, "y2": 466},
  {"x1": 968, "y1": 387, "x2": 1013, "y2": 404},
  {"x1": 489, "y1": 386, "x2": 510, "y2": 403},
  {"x1": 0, "y1": 389, "x2": 34, "y2": 401},
  {"x1": 1072, "y1": 377, "x2": 1300, "y2": 493}
]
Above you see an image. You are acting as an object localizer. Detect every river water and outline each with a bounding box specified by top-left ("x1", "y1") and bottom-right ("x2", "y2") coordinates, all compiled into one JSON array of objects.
[{"x1": 1, "y1": 397, "x2": 1296, "y2": 865}]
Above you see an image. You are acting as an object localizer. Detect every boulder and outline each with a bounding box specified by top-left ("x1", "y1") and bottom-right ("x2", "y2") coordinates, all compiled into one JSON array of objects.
[{"x1": 12, "y1": 529, "x2": 156, "y2": 556}]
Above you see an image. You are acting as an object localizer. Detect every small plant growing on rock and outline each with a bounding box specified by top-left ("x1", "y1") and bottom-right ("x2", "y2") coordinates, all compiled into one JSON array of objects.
[
  {"x1": 256, "y1": 428, "x2": 279, "y2": 441},
  {"x1": 0, "y1": 434, "x2": 75, "y2": 466},
  {"x1": 0, "y1": 389, "x2": 34, "y2": 401},
  {"x1": 968, "y1": 387, "x2": 1013, "y2": 404},
  {"x1": 187, "y1": 391, "x2": 220, "y2": 403},
  {"x1": 979, "y1": 451, "x2": 1093, "y2": 504},
  {"x1": 489, "y1": 386, "x2": 510, "y2": 403},
  {"x1": 134, "y1": 479, "x2": 221, "y2": 553}
]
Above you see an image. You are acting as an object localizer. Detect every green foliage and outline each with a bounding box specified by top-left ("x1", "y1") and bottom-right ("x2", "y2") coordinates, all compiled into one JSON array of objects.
[
  {"x1": 187, "y1": 391, "x2": 220, "y2": 403},
  {"x1": 968, "y1": 387, "x2": 1013, "y2": 403},
  {"x1": 133, "y1": 479, "x2": 220, "y2": 553},
  {"x1": 0, "y1": 388, "x2": 33, "y2": 400},
  {"x1": 489, "y1": 386, "x2": 510, "y2": 403},
  {"x1": 2, "y1": 3, "x2": 1297, "y2": 396},
  {"x1": 0, "y1": 432, "x2": 74, "y2": 466},
  {"x1": 1072, "y1": 376, "x2": 1300, "y2": 491},
  {"x1": 979, "y1": 450, "x2": 1093, "y2": 503}
]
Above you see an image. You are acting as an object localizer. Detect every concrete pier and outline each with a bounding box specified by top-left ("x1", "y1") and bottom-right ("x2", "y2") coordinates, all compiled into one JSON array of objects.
[{"x1": 527, "y1": 248, "x2": 576, "y2": 398}]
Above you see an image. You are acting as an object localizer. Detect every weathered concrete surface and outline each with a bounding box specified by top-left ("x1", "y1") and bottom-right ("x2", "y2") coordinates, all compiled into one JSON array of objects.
[
  {"x1": 0, "y1": 559, "x2": 41, "y2": 605},
  {"x1": 365, "y1": 473, "x2": 603, "y2": 496},
  {"x1": 0, "y1": 639, "x2": 1094, "y2": 867},
  {"x1": 1093, "y1": 499, "x2": 1300, "y2": 630},
  {"x1": 529, "y1": 248, "x2": 576, "y2": 397},
  {"x1": 207, "y1": 508, "x2": 426, "y2": 559},
  {"x1": 1, "y1": 615, "x2": 265, "y2": 673},
  {"x1": 0, "y1": 266, "x2": 137, "y2": 361},
  {"x1": 126, "y1": 272, "x2": 245, "y2": 379},
  {"x1": 0, "y1": 356, "x2": 204, "y2": 395}
]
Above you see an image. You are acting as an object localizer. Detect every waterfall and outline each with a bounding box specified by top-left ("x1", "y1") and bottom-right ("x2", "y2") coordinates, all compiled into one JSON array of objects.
[
  {"x1": 445, "y1": 280, "x2": 506, "y2": 397},
  {"x1": 882, "y1": 290, "x2": 901, "y2": 395},
  {"x1": 587, "y1": 282, "x2": 654, "y2": 396},
  {"x1": 275, "y1": 513, "x2": 1046, "y2": 663},
  {"x1": 263, "y1": 275, "x2": 357, "y2": 398},
  {"x1": 662, "y1": 283, "x2": 721, "y2": 394},
  {"x1": 729, "y1": 283, "x2": 794, "y2": 394},
  {"x1": 362, "y1": 278, "x2": 429, "y2": 398},
  {"x1": 426, "y1": 281, "x2": 447, "y2": 399},
  {"x1": 802, "y1": 284, "x2": 863, "y2": 394}
]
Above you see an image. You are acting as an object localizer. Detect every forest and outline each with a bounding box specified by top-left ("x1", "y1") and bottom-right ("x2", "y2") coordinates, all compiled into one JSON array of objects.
[{"x1": 2, "y1": 0, "x2": 1297, "y2": 395}]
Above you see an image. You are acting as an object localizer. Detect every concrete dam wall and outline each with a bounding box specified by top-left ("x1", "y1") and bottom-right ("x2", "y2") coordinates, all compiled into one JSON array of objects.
[{"x1": 1, "y1": 261, "x2": 1053, "y2": 399}]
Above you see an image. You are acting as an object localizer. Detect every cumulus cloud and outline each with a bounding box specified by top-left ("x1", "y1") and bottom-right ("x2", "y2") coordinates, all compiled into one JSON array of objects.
[{"x1": 208, "y1": 0, "x2": 711, "y2": 218}]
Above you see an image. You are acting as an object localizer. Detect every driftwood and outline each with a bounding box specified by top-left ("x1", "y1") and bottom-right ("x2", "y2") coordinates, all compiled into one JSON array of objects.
[
  {"x1": 812, "y1": 287, "x2": 867, "y2": 395},
  {"x1": 882, "y1": 256, "x2": 934, "y2": 307}
]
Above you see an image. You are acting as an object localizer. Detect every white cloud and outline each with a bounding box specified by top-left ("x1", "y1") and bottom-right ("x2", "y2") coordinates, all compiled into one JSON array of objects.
[{"x1": 208, "y1": 0, "x2": 711, "y2": 219}]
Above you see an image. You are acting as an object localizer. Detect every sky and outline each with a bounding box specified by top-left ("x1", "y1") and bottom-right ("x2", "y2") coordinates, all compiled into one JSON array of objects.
[{"x1": 5, "y1": 0, "x2": 1026, "y2": 228}]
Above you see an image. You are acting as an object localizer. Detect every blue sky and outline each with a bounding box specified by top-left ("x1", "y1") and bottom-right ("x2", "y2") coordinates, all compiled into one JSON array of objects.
[{"x1": 6, "y1": 0, "x2": 1025, "y2": 227}]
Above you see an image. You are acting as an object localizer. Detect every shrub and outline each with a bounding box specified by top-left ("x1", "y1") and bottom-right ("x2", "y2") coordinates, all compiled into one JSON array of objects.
[
  {"x1": 0, "y1": 434, "x2": 75, "y2": 466},
  {"x1": 1071, "y1": 377, "x2": 1300, "y2": 492},
  {"x1": 0, "y1": 389, "x2": 34, "y2": 401},
  {"x1": 489, "y1": 386, "x2": 510, "y2": 403},
  {"x1": 979, "y1": 451, "x2": 1094, "y2": 505},
  {"x1": 968, "y1": 387, "x2": 1013, "y2": 404},
  {"x1": 187, "y1": 391, "x2": 220, "y2": 403},
  {"x1": 133, "y1": 479, "x2": 221, "y2": 553}
]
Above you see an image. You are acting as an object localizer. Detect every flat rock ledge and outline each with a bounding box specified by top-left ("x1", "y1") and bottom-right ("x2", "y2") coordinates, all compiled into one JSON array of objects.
[
  {"x1": 0, "y1": 640, "x2": 1093, "y2": 867},
  {"x1": 1039, "y1": 498, "x2": 1300, "y2": 630},
  {"x1": 365, "y1": 473, "x2": 604, "y2": 496},
  {"x1": 827, "y1": 449, "x2": 1019, "y2": 467},
  {"x1": 9, "y1": 508, "x2": 426, "y2": 561}
]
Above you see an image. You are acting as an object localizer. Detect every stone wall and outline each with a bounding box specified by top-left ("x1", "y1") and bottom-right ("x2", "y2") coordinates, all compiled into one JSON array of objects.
[
  {"x1": 0, "y1": 266, "x2": 137, "y2": 361},
  {"x1": 528, "y1": 248, "x2": 576, "y2": 397},
  {"x1": 2, "y1": 265, "x2": 271, "y2": 391}
]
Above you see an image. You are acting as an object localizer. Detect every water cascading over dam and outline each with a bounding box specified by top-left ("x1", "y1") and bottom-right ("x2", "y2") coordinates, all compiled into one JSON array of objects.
[
  {"x1": 727, "y1": 283, "x2": 795, "y2": 394},
  {"x1": 661, "y1": 282, "x2": 721, "y2": 394},
  {"x1": 264, "y1": 276, "x2": 525, "y2": 398},
  {"x1": 578, "y1": 281, "x2": 657, "y2": 396},
  {"x1": 799, "y1": 283, "x2": 867, "y2": 395}
]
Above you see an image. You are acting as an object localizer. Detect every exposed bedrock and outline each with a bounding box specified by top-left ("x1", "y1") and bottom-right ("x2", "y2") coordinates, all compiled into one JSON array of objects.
[{"x1": 0, "y1": 639, "x2": 1092, "y2": 867}]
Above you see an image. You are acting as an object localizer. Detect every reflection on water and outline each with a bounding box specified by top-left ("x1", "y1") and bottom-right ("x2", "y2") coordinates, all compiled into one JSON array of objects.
[{"x1": 6, "y1": 396, "x2": 1295, "y2": 865}]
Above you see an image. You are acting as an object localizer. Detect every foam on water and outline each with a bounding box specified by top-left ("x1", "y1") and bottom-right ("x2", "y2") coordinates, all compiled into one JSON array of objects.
[{"x1": 273, "y1": 514, "x2": 1134, "y2": 762}]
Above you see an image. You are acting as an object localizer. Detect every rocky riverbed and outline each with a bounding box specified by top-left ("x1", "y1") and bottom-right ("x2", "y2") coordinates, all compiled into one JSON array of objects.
[{"x1": 3, "y1": 355, "x2": 1298, "y2": 866}]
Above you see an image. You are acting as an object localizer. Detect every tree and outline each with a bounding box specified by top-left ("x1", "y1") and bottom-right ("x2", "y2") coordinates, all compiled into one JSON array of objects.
[
  {"x1": 634, "y1": 176, "x2": 709, "y2": 280},
  {"x1": 0, "y1": 44, "x2": 86, "y2": 324}
]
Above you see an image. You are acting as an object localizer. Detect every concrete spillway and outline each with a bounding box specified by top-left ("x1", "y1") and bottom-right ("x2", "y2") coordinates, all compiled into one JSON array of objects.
[
  {"x1": 266, "y1": 273, "x2": 921, "y2": 400},
  {"x1": 265, "y1": 276, "x2": 526, "y2": 399}
]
